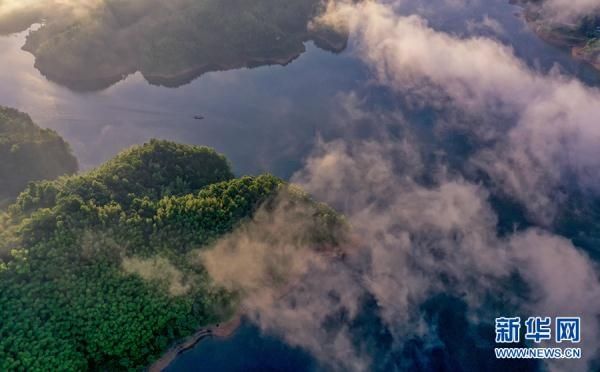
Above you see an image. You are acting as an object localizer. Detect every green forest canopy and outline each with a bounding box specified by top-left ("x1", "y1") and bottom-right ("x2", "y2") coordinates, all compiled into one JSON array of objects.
[
  {"x1": 0, "y1": 106, "x2": 78, "y2": 208},
  {"x1": 0, "y1": 139, "x2": 343, "y2": 371},
  {"x1": 8, "y1": 0, "x2": 348, "y2": 90}
]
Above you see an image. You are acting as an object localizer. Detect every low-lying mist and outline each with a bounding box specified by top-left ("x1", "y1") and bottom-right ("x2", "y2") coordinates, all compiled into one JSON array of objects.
[{"x1": 198, "y1": 1, "x2": 600, "y2": 371}]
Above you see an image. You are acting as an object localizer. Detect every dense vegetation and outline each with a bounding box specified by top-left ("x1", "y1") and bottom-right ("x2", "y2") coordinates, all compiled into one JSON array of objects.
[
  {"x1": 10, "y1": 0, "x2": 347, "y2": 90},
  {"x1": 0, "y1": 139, "x2": 342, "y2": 371},
  {"x1": 0, "y1": 106, "x2": 77, "y2": 208}
]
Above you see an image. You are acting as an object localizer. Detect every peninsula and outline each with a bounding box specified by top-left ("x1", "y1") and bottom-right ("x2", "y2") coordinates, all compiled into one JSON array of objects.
[
  {"x1": 0, "y1": 138, "x2": 344, "y2": 370},
  {"x1": 2, "y1": 0, "x2": 348, "y2": 91}
]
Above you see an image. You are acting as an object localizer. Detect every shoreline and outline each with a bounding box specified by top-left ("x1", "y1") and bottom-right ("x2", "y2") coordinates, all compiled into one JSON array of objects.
[
  {"x1": 143, "y1": 49, "x2": 307, "y2": 88},
  {"x1": 147, "y1": 315, "x2": 242, "y2": 372},
  {"x1": 24, "y1": 33, "x2": 347, "y2": 92}
]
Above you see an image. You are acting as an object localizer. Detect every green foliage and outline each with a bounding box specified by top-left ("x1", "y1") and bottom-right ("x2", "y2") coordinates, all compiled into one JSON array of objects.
[
  {"x1": 20, "y1": 0, "x2": 346, "y2": 90},
  {"x1": 0, "y1": 106, "x2": 77, "y2": 208},
  {"x1": 9, "y1": 139, "x2": 233, "y2": 217},
  {"x1": 0, "y1": 140, "x2": 287, "y2": 370}
]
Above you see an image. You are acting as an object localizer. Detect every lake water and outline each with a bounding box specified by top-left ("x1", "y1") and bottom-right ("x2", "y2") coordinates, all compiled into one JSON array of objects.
[
  {"x1": 0, "y1": 30, "x2": 365, "y2": 178},
  {"x1": 0, "y1": 1, "x2": 597, "y2": 177},
  {"x1": 165, "y1": 320, "x2": 321, "y2": 372},
  {"x1": 0, "y1": 0, "x2": 598, "y2": 371}
]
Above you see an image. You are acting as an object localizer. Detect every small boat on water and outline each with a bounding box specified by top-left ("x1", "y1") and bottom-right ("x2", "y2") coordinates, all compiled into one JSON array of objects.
[{"x1": 194, "y1": 115, "x2": 205, "y2": 120}]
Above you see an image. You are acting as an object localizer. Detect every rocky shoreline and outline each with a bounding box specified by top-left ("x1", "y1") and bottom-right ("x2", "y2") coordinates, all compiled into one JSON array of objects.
[{"x1": 148, "y1": 315, "x2": 242, "y2": 372}]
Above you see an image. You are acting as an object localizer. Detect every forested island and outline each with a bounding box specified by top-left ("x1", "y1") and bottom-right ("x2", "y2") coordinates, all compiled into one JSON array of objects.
[
  {"x1": 514, "y1": 0, "x2": 600, "y2": 71},
  {"x1": 0, "y1": 139, "x2": 343, "y2": 370},
  {"x1": 0, "y1": 106, "x2": 77, "y2": 208},
  {"x1": 0, "y1": 0, "x2": 347, "y2": 91}
]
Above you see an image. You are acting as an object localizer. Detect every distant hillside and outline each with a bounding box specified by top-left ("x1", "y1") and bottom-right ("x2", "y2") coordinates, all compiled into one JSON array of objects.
[
  {"x1": 0, "y1": 106, "x2": 77, "y2": 208},
  {"x1": 5, "y1": 0, "x2": 348, "y2": 90}
]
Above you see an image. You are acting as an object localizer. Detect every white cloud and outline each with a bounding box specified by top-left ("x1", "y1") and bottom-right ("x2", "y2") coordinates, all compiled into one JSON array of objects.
[
  {"x1": 319, "y1": 0, "x2": 600, "y2": 224},
  {"x1": 293, "y1": 136, "x2": 600, "y2": 371},
  {"x1": 202, "y1": 133, "x2": 600, "y2": 370},
  {"x1": 200, "y1": 2, "x2": 600, "y2": 370}
]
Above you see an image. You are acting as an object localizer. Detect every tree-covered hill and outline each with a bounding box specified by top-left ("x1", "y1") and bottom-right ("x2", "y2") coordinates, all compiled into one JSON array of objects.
[
  {"x1": 0, "y1": 139, "x2": 342, "y2": 371},
  {"x1": 1, "y1": 0, "x2": 348, "y2": 91},
  {"x1": 0, "y1": 106, "x2": 78, "y2": 208}
]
